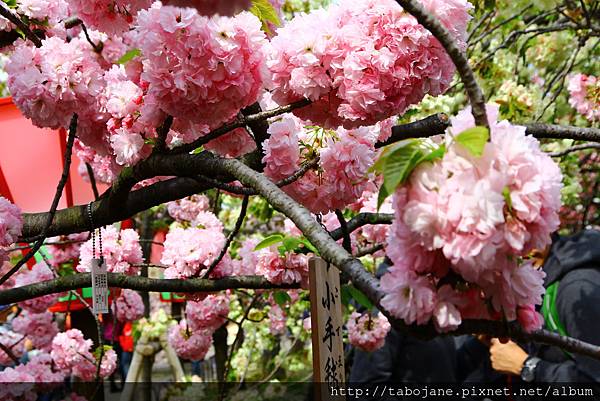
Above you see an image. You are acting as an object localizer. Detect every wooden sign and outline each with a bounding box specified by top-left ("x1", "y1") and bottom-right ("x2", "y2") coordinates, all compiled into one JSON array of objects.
[{"x1": 309, "y1": 257, "x2": 345, "y2": 401}]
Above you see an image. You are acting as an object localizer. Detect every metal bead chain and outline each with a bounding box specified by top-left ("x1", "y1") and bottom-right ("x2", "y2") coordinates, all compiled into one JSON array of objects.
[{"x1": 87, "y1": 202, "x2": 103, "y2": 262}]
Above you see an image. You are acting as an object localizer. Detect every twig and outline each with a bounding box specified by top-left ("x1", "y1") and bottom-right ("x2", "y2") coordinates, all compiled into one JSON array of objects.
[
  {"x1": 203, "y1": 195, "x2": 249, "y2": 279},
  {"x1": 85, "y1": 163, "x2": 100, "y2": 200},
  {"x1": 171, "y1": 99, "x2": 311, "y2": 155},
  {"x1": 0, "y1": 114, "x2": 78, "y2": 286},
  {"x1": 0, "y1": 2, "x2": 42, "y2": 47},
  {"x1": 334, "y1": 210, "x2": 352, "y2": 253},
  {"x1": 355, "y1": 243, "x2": 385, "y2": 258},
  {"x1": 220, "y1": 295, "x2": 260, "y2": 400},
  {"x1": 0, "y1": 341, "x2": 19, "y2": 365},
  {"x1": 154, "y1": 115, "x2": 174, "y2": 153},
  {"x1": 80, "y1": 22, "x2": 103, "y2": 53},
  {"x1": 394, "y1": 0, "x2": 488, "y2": 128},
  {"x1": 549, "y1": 143, "x2": 600, "y2": 157}
]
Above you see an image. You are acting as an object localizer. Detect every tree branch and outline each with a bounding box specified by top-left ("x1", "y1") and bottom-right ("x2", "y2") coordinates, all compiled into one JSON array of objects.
[
  {"x1": 0, "y1": 274, "x2": 298, "y2": 305},
  {"x1": 524, "y1": 123, "x2": 600, "y2": 142},
  {"x1": 170, "y1": 99, "x2": 310, "y2": 155},
  {"x1": 0, "y1": 2, "x2": 42, "y2": 47},
  {"x1": 549, "y1": 143, "x2": 600, "y2": 157},
  {"x1": 329, "y1": 213, "x2": 394, "y2": 241},
  {"x1": 203, "y1": 195, "x2": 249, "y2": 278},
  {"x1": 219, "y1": 157, "x2": 600, "y2": 361},
  {"x1": 376, "y1": 113, "x2": 449, "y2": 148},
  {"x1": 394, "y1": 0, "x2": 488, "y2": 128}
]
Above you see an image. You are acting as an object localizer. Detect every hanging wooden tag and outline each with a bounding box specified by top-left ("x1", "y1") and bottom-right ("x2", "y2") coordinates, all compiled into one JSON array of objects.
[{"x1": 91, "y1": 258, "x2": 109, "y2": 314}]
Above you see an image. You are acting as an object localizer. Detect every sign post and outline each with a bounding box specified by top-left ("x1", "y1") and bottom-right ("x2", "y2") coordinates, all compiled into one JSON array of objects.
[{"x1": 309, "y1": 257, "x2": 346, "y2": 401}]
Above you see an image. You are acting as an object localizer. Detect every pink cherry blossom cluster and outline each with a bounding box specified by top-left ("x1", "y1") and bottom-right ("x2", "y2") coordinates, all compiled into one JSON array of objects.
[
  {"x1": 263, "y1": 116, "x2": 392, "y2": 213},
  {"x1": 6, "y1": 37, "x2": 105, "y2": 131},
  {"x1": 135, "y1": 3, "x2": 267, "y2": 131},
  {"x1": 74, "y1": 139, "x2": 121, "y2": 185},
  {"x1": 185, "y1": 293, "x2": 230, "y2": 332},
  {"x1": 15, "y1": 263, "x2": 59, "y2": 313},
  {"x1": 0, "y1": 196, "x2": 23, "y2": 247},
  {"x1": 230, "y1": 237, "x2": 259, "y2": 276},
  {"x1": 266, "y1": 0, "x2": 472, "y2": 129},
  {"x1": 18, "y1": 0, "x2": 69, "y2": 24},
  {"x1": 12, "y1": 311, "x2": 59, "y2": 351},
  {"x1": 78, "y1": 226, "x2": 143, "y2": 275},
  {"x1": 256, "y1": 246, "x2": 309, "y2": 288},
  {"x1": 51, "y1": 329, "x2": 117, "y2": 380},
  {"x1": 567, "y1": 73, "x2": 600, "y2": 122},
  {"x1": 381, "y1": 105, "x2": 562, "y2": 332},
  {"x1": 163, "y1": 0, "x2": 251, "y2": 16},
  {"x1": 167, "y1": 194, "x2": 211, "y2": 222},
  {"x1": 347, "y1": 312, "x2": 391, "y2": 352},
  {"x1": 66, "y1": 0, "x2": 152, "y2": 35},
  {"x1": 0, "y1": 328, "x2": 26, "y2": 366},
  {"x1": 161, "y1": 210, "x2": 228, "y2": 278},
  {"x1": 112, "y1": 289, "x2": 145, "y2": 322},
  {"x1": 46, "y1": 232, "x2": 89, "y2": 267},
  {"x1": 0, "y1": 352, "x2": 66, "y2": 400},
  {"x1": 269, "y1": 304, "x2": 287, "y2": 335},
  {"x1": 167, "y1": 319, "x2": 212, "y2": 361}
]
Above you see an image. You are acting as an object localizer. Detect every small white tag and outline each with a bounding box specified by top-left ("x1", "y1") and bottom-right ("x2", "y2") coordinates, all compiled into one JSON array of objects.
[{"x1": 91, "y1": 258, "x2": 109, "y2": 314}]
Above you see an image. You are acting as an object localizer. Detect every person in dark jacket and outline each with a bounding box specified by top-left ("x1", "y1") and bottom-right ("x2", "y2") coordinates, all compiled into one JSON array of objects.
[
  {"x1": 487, "y1": 230, "x2": 600, "y2": 384},
  {"x1": 349, "y1": 258, "x2": 458, "y2": 387}
]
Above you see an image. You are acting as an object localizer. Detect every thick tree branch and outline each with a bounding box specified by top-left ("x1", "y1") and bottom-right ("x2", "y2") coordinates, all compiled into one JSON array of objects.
[
  {"x1": 219, "y1": 157, "x2": 600, "y2": 361},
  {"x1": 394, "y1": 0, "x2": 488, "y2": 128},
  {"x1": 0, "y1": 274, "x2": 298, "y2": 305},
  {"x1": 524, "y1": 123, "x2": 600, "y2": 142},
  {"x1": 377, "y1": 113, "x2": 449, "y2": 148}
]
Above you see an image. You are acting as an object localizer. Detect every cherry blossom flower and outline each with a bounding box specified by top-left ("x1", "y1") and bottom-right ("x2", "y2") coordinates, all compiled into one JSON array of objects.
[
  {"x1": 347, "y1": 311, "x2": 391, "y2": 352},
  {"x1": 266, "y1": 0, "x2": 471, "y2": 128},
  {"x1": 567, "y1": 73, "x2": 600, "y2": 121},
  {"x1": 168, "y1": 320, "x2": 212, "y2": 360},
  {"x1": 15, "y1": 263, "x2": 59, "y2": 313},
  {"x1": 112, "y1": 289, "x2": 145, "y2": 323},
  {"x1": 78, "y1": 226, "x2": 143, "y2": 275},
  {"x1": 185, "y1": 293, "x2": 230, "y2": 332},
  {"x1": 12, "y1": 311, "x2": 59, "y2": 351},
  {"x1": 0, "y1": 196, "x2": 22, "y2": 247}
]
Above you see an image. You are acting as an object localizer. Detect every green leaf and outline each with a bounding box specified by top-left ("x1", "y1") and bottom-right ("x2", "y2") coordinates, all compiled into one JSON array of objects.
[
  {"x1": 2, "y1": 0, "x2": 17, "y2": 8},
  {"x1": 249, "y1": 0, "x2": 281, "y2": 33},
  {"x1": 117, "y1": 48, "x2": 141, "y2": 65},
  {"x1": 191, "y1": 146, "x2": 205, "y2": 154},
  {"x1": 382, "y1": 140, "x2": 425, "y2": 194},
  {"x1": 369, "y1": 139, "x2": 414, "y2": 174},
  {"x1": 503, "y1": 186, "x2": 512, "y2": 210},
  {"x1": 299, "y1": 238, "x2": 319, "y2": 254},
  {"x1": 254, "y1": 234, "x2": 284, "y2": 250},
  {"x1": 377, "y1": 183, "x2": 390, "y2": 210},
  {"x1": 282, "y1": 236, "x2": 301, "y2": 252},
  {"x1": 273, "y1": 291, "x2": 292, "y2": 307},
  {"x1": 421, "y1": 143, "x2": 446, "y2": 163},
  {"x1": 340, "y1": 286, "x2": 351, "y2": 307},
  {"x1": 347, "y1": 285, "x2": 373, "y2": 309},
  {"x1": 454, "y1": 126, "x2": 489, "y2": 157}
]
